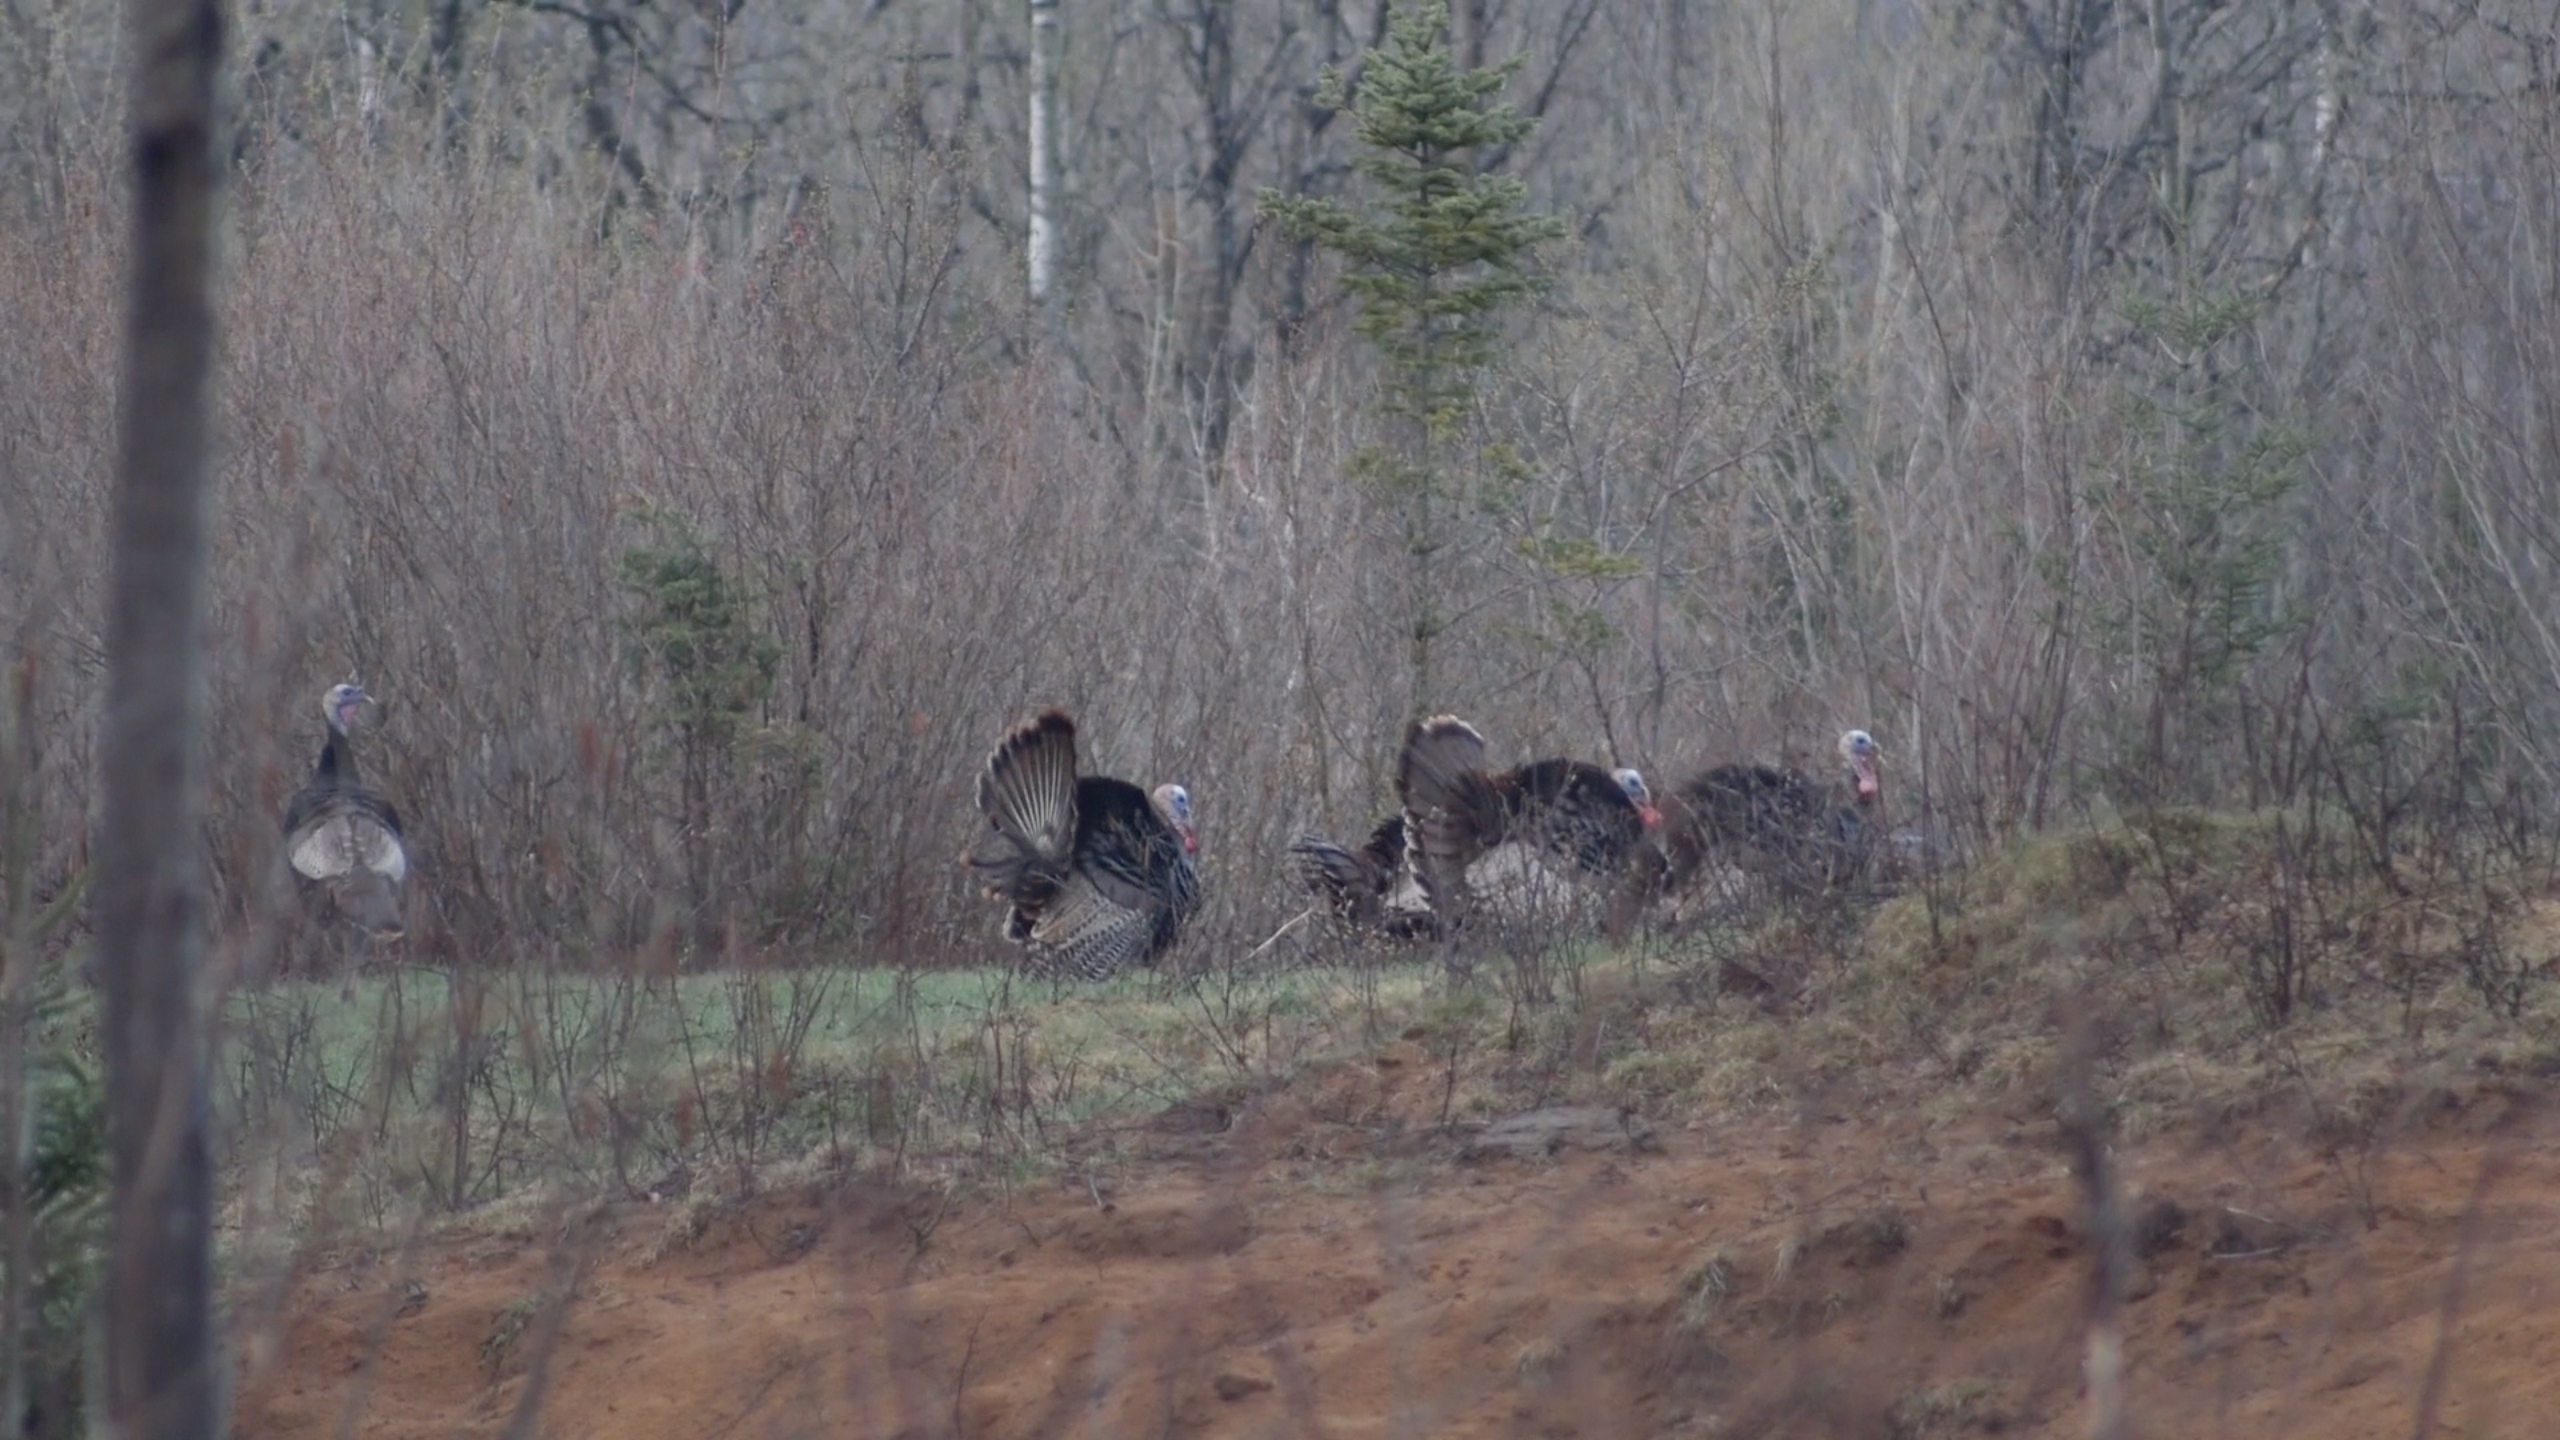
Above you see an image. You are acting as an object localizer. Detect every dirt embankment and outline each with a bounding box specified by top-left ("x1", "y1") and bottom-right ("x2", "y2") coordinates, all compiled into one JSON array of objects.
[{"x1": 239, "y1": 1048, "x2": 2560, "y2": 1440}]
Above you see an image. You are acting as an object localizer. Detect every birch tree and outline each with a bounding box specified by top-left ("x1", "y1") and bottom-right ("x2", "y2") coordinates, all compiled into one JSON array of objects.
[{"x1": 1027, "y1": 0, "x2": 1062, "y2": 310}]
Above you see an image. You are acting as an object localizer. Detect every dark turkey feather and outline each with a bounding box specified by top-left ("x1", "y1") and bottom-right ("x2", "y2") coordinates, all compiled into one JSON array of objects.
[{"x1": 969, "y1": 709, "x2": 1200, "y2": 981}]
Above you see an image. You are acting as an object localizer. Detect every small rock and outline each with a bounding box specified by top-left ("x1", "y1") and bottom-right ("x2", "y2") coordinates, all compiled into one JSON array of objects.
[{"x1": 1213, "y1": 1372, "x2": 1273, "y2": 1402}]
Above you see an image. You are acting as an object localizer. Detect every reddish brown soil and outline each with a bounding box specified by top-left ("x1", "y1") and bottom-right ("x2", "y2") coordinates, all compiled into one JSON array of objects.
[{"x1": 237, "y1": 1048, "x2": 2560, "y2": 1440}]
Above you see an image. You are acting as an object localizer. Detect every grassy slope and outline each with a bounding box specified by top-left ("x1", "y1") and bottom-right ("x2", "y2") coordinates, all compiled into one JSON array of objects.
[{"x1": 205, "y1": 808, "x2": 2560, "y2": 1260}]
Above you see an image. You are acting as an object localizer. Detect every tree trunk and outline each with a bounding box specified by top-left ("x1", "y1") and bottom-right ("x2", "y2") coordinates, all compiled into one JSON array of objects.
[
  {"x1": 100, "y1": 0, "x2": 225, "y2": 1436},
  {"x1": 1168, "y1": 0, "x2": 1267, "y2": 479},
  {"x1": 428, "y1": 0, "x2": 471, "y2": 153},
  {"x1": 1026, "y1": 0, "x2": 1061, "y2": 310}
]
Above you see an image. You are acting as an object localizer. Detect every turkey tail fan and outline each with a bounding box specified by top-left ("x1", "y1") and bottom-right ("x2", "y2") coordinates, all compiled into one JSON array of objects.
[
  {"x1": 1396, "y1": 714, "x2": 1494, "y2": 823},
  {"x1": 975, "y1": 709, "x2": 1080, "y2": 867},
  {"x1": 1397, "y1": 714, "x2": 1506, "y2": 916}
]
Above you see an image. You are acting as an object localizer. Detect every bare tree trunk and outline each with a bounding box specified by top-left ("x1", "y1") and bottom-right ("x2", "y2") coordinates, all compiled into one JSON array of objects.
[
  {"x1": 1170, "y1": 0, "x2": 1253, "y2": 479},
  {"x1": 1026, "y1": 0, "x2": 1060, "y2": 310},
  {"x1": 100, "y1": 0, "x2": 225, "y2": 1435},
  {"x1": 428, "y1": 0, "x2": 472, "y2": 153}
]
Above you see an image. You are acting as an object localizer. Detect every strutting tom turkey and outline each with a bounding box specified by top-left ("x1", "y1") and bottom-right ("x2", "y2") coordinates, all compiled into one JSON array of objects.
[
  {"x1": 966, "y1": 709, "x2": 1200, "y2": 980},
  {"x1": 1383, "y1": 714, "x2": 1661, "y2": 939},
  {"x1": 1648, "y1": 728, "x2": 1882, "y2": 900}
]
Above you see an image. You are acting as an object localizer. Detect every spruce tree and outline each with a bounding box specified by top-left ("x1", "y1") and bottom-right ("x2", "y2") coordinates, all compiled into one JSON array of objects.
[{"x1": 1263, "y1": 0, "x2": 1565, "y2": 713}]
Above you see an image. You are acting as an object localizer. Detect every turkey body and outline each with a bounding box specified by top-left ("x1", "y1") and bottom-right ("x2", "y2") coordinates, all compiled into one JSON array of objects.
[
  {"x1": 968, "y1": 710, "x2": 1200, "y2": 981},
  {"x1": 281, "y1": 683, "x2": 409, "y2": 940},
  {"x1": 1651, "y1": 728, "x2": 1881, "y2": 899},
  {"x1": 1392, "y1": 715, "x2": 1659, "y2": 937}
]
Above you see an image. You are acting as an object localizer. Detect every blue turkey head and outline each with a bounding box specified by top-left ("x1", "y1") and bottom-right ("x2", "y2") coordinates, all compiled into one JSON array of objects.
[
  {"x1": 1612, "y1": 767, "x2": 1661, "y2": 829},
  {"x1": 324, "y1": 682, "x2": 372, "y2": 734},
  {"x1": 1152, "y1": 783, "x2": 1198, "y2": 854}
]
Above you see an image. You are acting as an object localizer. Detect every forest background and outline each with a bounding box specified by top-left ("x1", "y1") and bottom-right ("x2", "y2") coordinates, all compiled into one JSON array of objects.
[{"x1": 0, "y1": 0, "x2": 2552, "y2": 971}]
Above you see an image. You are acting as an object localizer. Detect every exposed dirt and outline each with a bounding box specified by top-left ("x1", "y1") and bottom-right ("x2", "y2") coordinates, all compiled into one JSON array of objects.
[{"x1": 237, "y1": 1042, "x2": 2560, "y2": 1440}]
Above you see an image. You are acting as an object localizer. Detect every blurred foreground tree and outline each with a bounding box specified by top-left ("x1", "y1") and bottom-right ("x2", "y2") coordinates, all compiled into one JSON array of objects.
[
  {"x1": 1263, "y1": 0, "x2": 1565, "y2": 715},
  {"x1": 96, "y1": 0, "x2": 225, "y2": 1436}
]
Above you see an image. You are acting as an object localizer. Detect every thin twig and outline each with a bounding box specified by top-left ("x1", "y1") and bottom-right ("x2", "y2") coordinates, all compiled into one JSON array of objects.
[{"x1": 1243, "y1": 904, "x2": 1319, "y2": 963}]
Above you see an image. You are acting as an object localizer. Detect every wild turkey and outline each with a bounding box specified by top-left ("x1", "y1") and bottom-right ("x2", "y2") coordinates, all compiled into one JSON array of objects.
[
  {"x1": 1392, "y1": 715, "x2": 1661, "y2": 936},
  {"x1": 1290, "y1": 813, "x2": 1438, "y2": 941},
  {"x1": 280, "y1": 682, "x2": 409, "y2": 940},
  {"x1": 1649, "y1": 728, "x2": 1881, "y2": 900},
  {"x1": 966, "y1": 709, "x2": 1200, "y2": 981}
]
